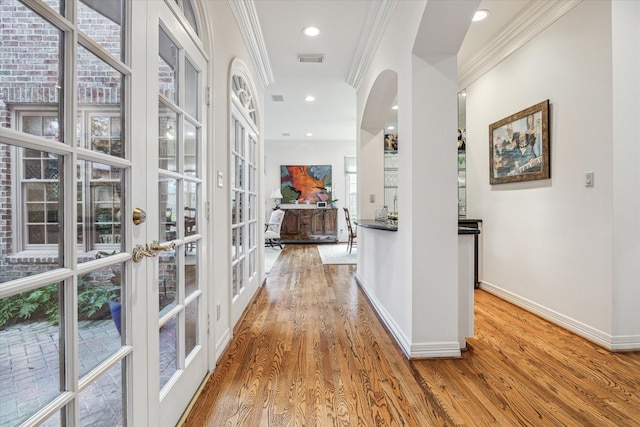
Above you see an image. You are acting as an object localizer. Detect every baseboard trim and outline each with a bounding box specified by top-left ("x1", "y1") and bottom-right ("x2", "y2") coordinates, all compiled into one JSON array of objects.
[
  {"x1": 410, "y1": 341, "x2": 461, "y2": 359},
  {"x1": 355, "y1": 272, "x2": 462, "y2": 359},
  {"x1": 215, "y1": 328, "x2": 231, "y2": 363},
  {"x1": 480, "y1": 281, "x2": 640, "y2": 352},
  {"x1": 355, "y1": 272, "x2": 411, "y2": 358},
  {"x1": 177, "y1": 371, "x2": 212, "y2": 425}
]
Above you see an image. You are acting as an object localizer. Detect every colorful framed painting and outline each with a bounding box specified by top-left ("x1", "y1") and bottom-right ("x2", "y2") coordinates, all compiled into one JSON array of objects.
[
  {"x1": 280, "y1": 165, "x2": 332, "y2": 204},
  {"x1": 489, "y1": 100, "x2": 550, "y2": 185}
]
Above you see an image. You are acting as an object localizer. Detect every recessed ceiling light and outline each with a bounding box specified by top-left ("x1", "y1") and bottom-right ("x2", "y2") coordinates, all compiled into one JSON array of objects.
[
  {"x1": 305, "y1": 95, "x2": 315, "y2": 102},
  {"x1": 306, "y1": 132, "x2": 313, "y2": 137},
  {"x1": 472, "y1": 9, "x2": 489, "y2": 22},
  {"x1": 387, "y1": 126, "x2": 395, "y2": 130},
  {"x1": 392, "y1": 105, "x2": 398, "y2": 110},
  {"x1": 303, "y1": 26, "x2": 321, "y2": 37}
]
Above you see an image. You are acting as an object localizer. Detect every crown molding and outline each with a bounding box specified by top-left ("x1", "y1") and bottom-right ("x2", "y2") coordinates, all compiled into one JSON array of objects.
[
  {"x1": 346, "y1": 0, "x2": 397, "y2": 90},
  {"x1": 458, "y1": 0, "x2": 582, "y2": 90},
  {"x1": 228, "y1": 0, "x2": 275, "y2": 88}
]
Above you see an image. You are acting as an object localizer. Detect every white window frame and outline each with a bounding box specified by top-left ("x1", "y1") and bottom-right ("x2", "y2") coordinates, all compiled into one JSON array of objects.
[{"x1": 13, "y1": 106, "x2": 122, "y2": 254}]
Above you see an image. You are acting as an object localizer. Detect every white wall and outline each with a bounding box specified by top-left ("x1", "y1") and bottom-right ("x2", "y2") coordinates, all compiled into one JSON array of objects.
[
  {"x1": 611, "y1": 0, "x2": 640, "y2": 347},
  {"x1": 202, "y1": 1, "x2": 266, "y2": 362},
  {"x1": 355, "y1": 0, "x2": 477, "y2": 357},
  {"x1": 466, "y1": 0, "x2": 639, "y2": 347},
  {"x1": 356, "y1": 1, "x2": 425, "y2": 355},
  {"x1": 264, "y1": 140, "x2": 356, "y2": 241}
]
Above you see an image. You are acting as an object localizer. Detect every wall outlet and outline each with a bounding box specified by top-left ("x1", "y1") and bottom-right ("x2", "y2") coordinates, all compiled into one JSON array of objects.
[
  {"x1": 216, "y1": 303, "x2": 221, "y2": 320},
  {"x1": 369, "y1": 194, "x2": 375, "y2": 203}
]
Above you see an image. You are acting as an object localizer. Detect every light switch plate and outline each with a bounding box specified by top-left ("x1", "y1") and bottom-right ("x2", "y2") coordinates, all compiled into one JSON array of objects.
[
  {"x1": 585, "y1": 172, "x2": 594, "y2": 187},
  {"x1": 217, "y1": 171, "x2": 224, "y2": 188},
  {"x1": 369, "y1": 194, "x2": 375, "y2": 203}
]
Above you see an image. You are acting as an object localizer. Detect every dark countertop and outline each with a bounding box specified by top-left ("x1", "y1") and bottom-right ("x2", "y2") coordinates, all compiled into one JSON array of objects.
[
  {"x1": 458, "y1": 227, "x2": 481, "y2": 235},
  {"x1": 356, "y1": 219, "x2": 480, "y2": 235},
  {"x1": 355, "y1": 219, "x2": 398, "y2": 231},
  {"x1": 458, "y1": 218, "x2": 483, "y2": 223}
]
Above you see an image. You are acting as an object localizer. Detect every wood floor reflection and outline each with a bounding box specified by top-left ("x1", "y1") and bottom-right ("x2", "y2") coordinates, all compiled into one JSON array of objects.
[{"x1": 182, "y1": 244, "x2": 640, "y2": 426}]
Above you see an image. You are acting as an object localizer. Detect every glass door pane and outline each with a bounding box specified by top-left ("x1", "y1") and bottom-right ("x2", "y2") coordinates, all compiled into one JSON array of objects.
[
  {"x1": 153, "y1": 9, "x2": 206, "y2": 424},
  {"x1": 0, "y1": 282, "x2": 64, "y2": 426}
]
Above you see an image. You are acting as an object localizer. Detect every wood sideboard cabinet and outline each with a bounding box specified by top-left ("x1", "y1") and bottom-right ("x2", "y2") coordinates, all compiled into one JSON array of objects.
[{"x1": 280, "y1": 208, "x2": 337, "y2": 243}]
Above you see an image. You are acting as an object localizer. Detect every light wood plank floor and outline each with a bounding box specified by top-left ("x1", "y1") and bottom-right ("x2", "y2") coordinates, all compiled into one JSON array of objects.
[{"x1": 182, "y1": 245, "x2": 640, "y2": 426}]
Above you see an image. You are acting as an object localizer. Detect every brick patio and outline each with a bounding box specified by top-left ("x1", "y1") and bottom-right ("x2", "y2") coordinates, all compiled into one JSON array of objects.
[{"x1": 1, "y1": 319, "x2": 177, "y2": 426}]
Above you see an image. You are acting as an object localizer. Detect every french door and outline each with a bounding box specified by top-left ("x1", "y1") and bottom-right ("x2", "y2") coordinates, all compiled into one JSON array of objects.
[
  {"x1": 230, "y1": 74, "x2": 259, "y2": 326},
  {"x1": 145, "y1": 3, "x2": 208, "y2": 426},
  {"x1": 0, "y1": 1, "x2": 208, "y2": 426}
]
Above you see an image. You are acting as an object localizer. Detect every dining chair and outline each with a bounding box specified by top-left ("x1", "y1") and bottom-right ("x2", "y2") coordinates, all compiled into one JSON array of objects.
[{"x1": 343, "y1": 207, "x2": 357, "y2": 253}]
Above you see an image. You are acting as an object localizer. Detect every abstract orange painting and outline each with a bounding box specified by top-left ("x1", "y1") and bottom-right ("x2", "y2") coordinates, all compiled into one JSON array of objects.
[{"x1": 280, "y1": 165, "x2": 332, "y2": 204}]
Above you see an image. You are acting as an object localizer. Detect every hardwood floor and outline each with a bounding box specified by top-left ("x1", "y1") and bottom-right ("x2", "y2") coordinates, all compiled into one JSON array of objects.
[{"x1": 182, "y1": 245, "x2": 640, "y2": 426}]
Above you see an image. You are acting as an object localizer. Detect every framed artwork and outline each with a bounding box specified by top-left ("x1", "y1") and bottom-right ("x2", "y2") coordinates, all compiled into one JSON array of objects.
[
  {"x1": 280, "y1": 165, "x2": 332, "y2": 204},
  {"x1": 489, "y1": 99, "x2": 550, "y2": 184},
  {"x1": 384, "y1": 133, "x2": 398, "y2": 152}
]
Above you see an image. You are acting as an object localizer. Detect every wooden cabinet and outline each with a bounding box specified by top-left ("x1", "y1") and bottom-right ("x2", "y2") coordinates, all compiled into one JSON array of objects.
[
  {"x1": 280, "y1": 208, "x2": 337, "y2": 243},
  {"x1": 281, "y1": 209, "x2": 305, "y2": 237}
]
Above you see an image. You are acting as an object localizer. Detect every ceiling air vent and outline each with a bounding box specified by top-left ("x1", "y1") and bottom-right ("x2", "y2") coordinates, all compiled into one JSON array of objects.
[
  {"x1": 272, "y1": 94, "x2": 284, "y2": 102},
  {"x1": 298, "y1": 54, "x2": 325, "y2": 64}
]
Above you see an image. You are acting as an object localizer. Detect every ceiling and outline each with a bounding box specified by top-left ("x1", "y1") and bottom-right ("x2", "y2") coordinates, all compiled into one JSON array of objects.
[{"x1": 253, "y1": 0, "x2": 530, "y2": 143}]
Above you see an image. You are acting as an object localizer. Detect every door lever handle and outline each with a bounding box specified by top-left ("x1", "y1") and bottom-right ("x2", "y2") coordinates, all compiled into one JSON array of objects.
[
  {"x1": 149, "y1": 240, "x2": 175, "y2": 252},
  {"x1": 132, "y1": 240, "x2": 176, "y2": 263}
]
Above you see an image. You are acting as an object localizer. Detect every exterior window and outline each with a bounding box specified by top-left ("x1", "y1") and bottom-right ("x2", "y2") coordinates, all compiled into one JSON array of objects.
[
  {"x1": 23, "y1": 149, "x2": 61, "y2": 245},
  {"x1": 16, "y1": 109, "x2": 122, "y2": 251}
]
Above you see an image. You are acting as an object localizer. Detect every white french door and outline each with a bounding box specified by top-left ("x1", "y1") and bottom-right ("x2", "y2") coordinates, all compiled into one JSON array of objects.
[
  {"x1": 0, "y1": 0, "x2": 134, "y2": 425},
  {"x1": 139, "y1": 2, "x2": 209, "y2": 427},
  {"x1": 0, "y1": 1, "x2": 208, "y2": 426},
  {"x1": 230, "y1": 74, "x2": 259, "y2": 326}
]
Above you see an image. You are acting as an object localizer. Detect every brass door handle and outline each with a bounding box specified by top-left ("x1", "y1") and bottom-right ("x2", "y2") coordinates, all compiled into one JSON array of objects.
[
  {"x1": 149, "y1": 240, "x2": 175, "y2": 252},
  {"x1": 132, "y1": 240, "x2": 176, "y2": 263}
]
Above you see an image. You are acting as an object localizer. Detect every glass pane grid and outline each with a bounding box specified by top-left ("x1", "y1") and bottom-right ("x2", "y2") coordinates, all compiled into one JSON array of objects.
[{"x1": 1, "y1": 1, "x2": 130, "y2": 424}]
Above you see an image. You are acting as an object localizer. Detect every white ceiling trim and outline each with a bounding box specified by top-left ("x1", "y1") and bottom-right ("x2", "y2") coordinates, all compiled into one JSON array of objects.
[
  {"x1": 346, "y1": 0, "x2": 397, "y2": 90},
  {"x1": 458, "y1": 0, "x2": 582, "y2": 90},
  {"x1": 228, "y1": 0, "x2": 275, "y2": 88}
]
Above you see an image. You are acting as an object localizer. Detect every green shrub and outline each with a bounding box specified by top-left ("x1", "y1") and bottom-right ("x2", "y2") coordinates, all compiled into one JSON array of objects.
[
  {"x1": 0, "y1": 283, "x2": 59, "y2": 328},
  {"x1": 0, "y1": 280, "x2": 118, "y2": 329}
]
